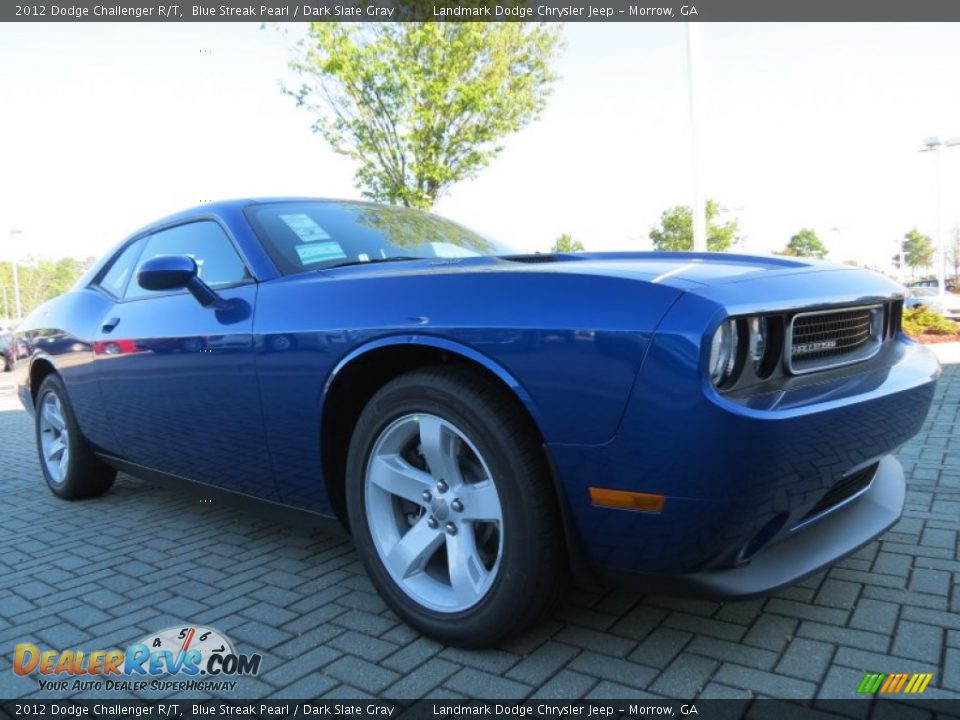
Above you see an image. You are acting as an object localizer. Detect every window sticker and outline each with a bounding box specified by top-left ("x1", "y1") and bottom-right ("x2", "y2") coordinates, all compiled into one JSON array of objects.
[
  {"x1": 280, "y1": 213, "x2": 332, "y2": 242},
  {"x1": 295, "y1": 241, "x2": 347, "y2": 265}
]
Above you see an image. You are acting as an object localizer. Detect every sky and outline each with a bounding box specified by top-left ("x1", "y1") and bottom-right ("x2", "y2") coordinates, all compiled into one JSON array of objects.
[{"x1": 1, "y1": 22, "x2": 959, "y2": 269}]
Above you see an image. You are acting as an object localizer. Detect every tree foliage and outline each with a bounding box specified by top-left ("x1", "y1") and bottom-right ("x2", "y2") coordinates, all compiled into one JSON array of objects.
[
  {"x1": 648, "y1": 199, "x2": 740, "y2": 252},
  {"x1": 779, "y1": 228, "x2": 828, "y2": 259},
  {"x1": 551, "y1": 233, "x2": 584, "y2": 253},
  {"x1": 902, "y1": 306, "x2": 958, "y2": 337},
  {"x1": 0, "y1": 257, "x2": 95, "y2": 320},
  {"x1": 285, "y1": 23, "x2": 563, "y2": 210},
  {"x1": 902, "y1": 228, "x2": 935, "y2": 272}
]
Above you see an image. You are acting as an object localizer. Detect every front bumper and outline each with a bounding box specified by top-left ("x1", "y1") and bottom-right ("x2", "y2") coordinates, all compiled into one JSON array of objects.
[
  {"x1": 598, "y1": 454, "x2": 904, "y2": 598},
  {"x1": 547, "y1": 333, "x2": 938, "y2": 592}
]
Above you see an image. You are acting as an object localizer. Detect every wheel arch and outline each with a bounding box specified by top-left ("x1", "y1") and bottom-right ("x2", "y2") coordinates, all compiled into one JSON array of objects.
[
  {"x1": 318, "y1": 335, "x2": 598, "y2": 587},
  {"x1": 320, "y1": 336, "x2": 541, "y2": 519},
  {"x1": 29, "y1": 356, "x2": 59, "y2": 404}
]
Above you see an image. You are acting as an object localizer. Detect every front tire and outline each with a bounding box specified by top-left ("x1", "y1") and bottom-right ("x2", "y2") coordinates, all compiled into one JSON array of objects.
[
  {"x1": 35, "y1": 374, "x2": 116, "y2": 500},
  {"x1": 346, "y1": 366, "x2": 564, "y2": 647}
]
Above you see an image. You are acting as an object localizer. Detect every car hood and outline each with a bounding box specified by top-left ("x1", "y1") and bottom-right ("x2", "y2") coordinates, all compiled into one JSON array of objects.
[
  {"x1": 320, "y1": 252, "x2": 838, "y2": 288},
  {"x1": 312, "y1": 251, "x2": 904, "y2": 313},
  {"x1": 502, "y1": 252, "x2": 829, "y2": 289},
  {"x1": 502, "y1": 253, "x2": 906, "y2": 312}
]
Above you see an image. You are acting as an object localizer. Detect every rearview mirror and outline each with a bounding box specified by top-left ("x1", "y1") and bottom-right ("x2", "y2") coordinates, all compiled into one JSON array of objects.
[
  {"x1": 137, "y1": 255, "x2": 224, "y2": 308},
  {"x1": 138, "y1": 255, "x2": 197, "y2": 291}
]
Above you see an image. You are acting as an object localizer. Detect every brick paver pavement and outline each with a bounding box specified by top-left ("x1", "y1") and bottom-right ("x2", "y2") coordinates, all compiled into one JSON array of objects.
[{"x1": 0, "y1": 366, "x2": 956, "y2": 700}]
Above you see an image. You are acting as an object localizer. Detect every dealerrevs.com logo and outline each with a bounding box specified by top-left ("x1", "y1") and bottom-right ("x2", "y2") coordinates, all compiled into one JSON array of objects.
[{"x1": 13, "y1": 626, "x2": 262, "y2": 693}]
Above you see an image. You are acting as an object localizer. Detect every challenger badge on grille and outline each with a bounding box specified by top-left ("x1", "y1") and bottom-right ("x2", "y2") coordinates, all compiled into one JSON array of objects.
[
  {"x1": 792, "y1": 339, "x2": 839, "y2": 355},
  {"x1": 787, "y1": 304, "x2": 884, "y2": 373}
]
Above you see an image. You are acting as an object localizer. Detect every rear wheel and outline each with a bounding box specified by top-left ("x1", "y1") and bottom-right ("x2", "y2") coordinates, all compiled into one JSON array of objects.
[
  {"x1": 35, "y1": 374, "x2": 116, "y2": 499},
  {"x1": 346, "y1": 366, "x2": 563, "y2": 647}
]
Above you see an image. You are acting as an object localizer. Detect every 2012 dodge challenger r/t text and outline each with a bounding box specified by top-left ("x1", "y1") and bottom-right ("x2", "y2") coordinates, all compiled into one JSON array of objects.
[{"x1": 14, "y1": 198, "x2": 939, "y2": 646}]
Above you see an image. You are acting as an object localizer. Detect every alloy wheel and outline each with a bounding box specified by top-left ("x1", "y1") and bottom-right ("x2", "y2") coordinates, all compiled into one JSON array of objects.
[
  {"x1": 364, "y1": 413, "x2": 504, "y2": 613},
  {"x1": 38, "y1": 391, "x2": 70, "y2": 484}
]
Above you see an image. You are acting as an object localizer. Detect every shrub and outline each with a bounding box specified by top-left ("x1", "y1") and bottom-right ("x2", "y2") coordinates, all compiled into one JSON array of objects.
[{"x1": 902, "y1": 306, "x2": 958, "y2": 337}]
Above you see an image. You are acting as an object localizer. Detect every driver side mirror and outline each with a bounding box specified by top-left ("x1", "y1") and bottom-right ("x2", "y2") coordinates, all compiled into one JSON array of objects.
[{"x1": 137, "y1": 255, "x2": 224, "y2": 308}]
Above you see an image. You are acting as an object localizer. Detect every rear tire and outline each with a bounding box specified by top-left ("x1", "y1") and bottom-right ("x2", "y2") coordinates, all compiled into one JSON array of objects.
[
  {"x1": 346, "y1": 365, "x2": 564, "y2": 648},
  {"x1": 35, "y1": 374, "x2": 116, "y2": 500}
]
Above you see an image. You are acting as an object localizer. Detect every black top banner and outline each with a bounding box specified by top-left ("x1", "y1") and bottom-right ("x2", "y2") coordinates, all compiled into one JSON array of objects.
[{"x1": 4, "y1": 0, "x2": 960, "y2": 22}]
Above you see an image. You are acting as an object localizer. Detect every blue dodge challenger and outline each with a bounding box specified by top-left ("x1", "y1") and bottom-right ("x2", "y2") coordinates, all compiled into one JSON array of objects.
[{"x1": 15, "y1": 198, "x2": 939, "y2": 646}]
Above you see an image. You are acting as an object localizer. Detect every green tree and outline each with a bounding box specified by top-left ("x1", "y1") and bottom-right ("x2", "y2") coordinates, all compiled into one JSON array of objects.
[
  {"x1": 285, "y1": 23, "x2": 563, "y2": 210},
  {"x1": 902, "y1": 228, "x2": 935, "y2": 275},
  {"x1": 649, "y1": 199, "x2": 740, "y2": 252},
  {"x1": 551, "y1": 233, "x2": 584, "y2": 253},
  {"x1": 779, "y1": 228, "x2": 828, "y2": 259},
  {"x1": 0, "y1": 256, "x2": 94, "y2": 319}
]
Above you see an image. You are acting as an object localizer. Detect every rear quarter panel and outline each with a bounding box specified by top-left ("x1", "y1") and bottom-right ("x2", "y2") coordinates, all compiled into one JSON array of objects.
[{"x1": 16, "y1": 289, "x2": 116, "y2": 450}]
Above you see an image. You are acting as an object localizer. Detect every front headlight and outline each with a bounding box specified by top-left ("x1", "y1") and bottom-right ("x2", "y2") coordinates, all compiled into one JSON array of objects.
[{"x1": 708, "y1": 319, "x2": 740, "y2": 387}]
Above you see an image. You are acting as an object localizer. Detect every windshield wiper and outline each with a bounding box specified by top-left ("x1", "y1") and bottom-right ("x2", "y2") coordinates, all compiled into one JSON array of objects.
[{"x1": 321, "y1": 256, "x2": 422, "y2": 270}]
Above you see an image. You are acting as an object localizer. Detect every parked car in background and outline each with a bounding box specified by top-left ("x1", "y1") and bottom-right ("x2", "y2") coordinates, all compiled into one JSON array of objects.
[
  {"x1": 14, "y1": 198, "x2": 940, "y2": 647},
  {"x1": 906, "y1": 286, "x2": 960, "y2": 320},
  {"x1": 909, "y1": 278, "x2": 959, "y2": 293},
  {"x1": 1, "y1": 324, "x2": 30, "y2": 363},
  {"x1": 0, "y1": 331, "x2": 15, "y2": 372}
]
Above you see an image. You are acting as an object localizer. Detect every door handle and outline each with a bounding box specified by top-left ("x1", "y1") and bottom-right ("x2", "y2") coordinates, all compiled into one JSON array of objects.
[{"x1": 102, "y1": 317, "x2": 121, "y2": 333}]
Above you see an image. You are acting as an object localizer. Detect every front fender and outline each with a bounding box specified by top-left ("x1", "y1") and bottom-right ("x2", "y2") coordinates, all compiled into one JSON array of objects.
[{"x1": 325, "y1": 333, "x2": 548, "y2": 440}]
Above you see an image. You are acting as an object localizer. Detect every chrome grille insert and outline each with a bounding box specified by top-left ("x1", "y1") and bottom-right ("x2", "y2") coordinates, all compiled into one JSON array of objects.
[{"x1": 786, "y1": 304, "x2": 884, "y2": 374}]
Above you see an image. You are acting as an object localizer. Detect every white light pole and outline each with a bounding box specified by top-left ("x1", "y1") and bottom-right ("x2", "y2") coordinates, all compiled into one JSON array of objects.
[
  {"x1": 919, "y1": 136, "x2": 960, "y2": 293},
  {"x1": 896, "y1": 237, "x2": 906, "y2": 281},
  {"x1": 686, "y1": 22, "x2": 707, "y2": 253},
  {"x1": 9, "y1": 228, "x2": 22, "y2": 321}
]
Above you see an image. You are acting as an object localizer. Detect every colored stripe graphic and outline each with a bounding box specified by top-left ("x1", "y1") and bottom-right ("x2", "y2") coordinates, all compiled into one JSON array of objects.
[
  {"x1": 857, "y1": 672, "x2": 932, "y2": 694},
  {"x1": 904, "y1": 673, "x2": 933, "y2": 694},
  {"x1": 857, "y1": 673, "x2": 885, "y2": 693},
  {"x1": 880, "y1": 673, "x2": 899, "y2": 693}
]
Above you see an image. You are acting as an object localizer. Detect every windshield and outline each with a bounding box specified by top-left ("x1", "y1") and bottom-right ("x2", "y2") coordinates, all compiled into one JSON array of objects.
[{"x1": 245, "y1": 200, "x2": 516, "y2": 276}]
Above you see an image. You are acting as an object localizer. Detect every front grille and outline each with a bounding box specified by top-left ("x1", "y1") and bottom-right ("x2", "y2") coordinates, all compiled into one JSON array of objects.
[
  {"x1": 800, "y1": 462, "x2": 879, "y2": 524},
  {"x1": 787, "y1": 305, "x2": 884, "y2": 373}
]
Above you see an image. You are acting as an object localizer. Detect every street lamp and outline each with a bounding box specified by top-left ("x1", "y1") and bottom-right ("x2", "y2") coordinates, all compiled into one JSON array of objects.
[
  {"x1": 687, "y1": 23, "x2": 706, "y2": 253},
  {"x1": 9, "y1": 228, "x2": 23, "y2": 321},
  {"x1": 919, "y1": 135, "x2": 960, "y2": 294}
]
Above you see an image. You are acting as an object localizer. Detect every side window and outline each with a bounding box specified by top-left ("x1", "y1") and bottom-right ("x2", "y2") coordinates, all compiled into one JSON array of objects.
[
  {"x1": 126, "y1": 221, "x2": 249, "y2": 299},
  {"x1": 98, "y1": 238, "x2": 146, "y2": 298}
]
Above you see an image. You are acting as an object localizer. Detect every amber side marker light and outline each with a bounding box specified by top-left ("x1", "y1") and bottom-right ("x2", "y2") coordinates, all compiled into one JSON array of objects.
[{"x1": 589, "y1": 487, "x2": 666, "y2": 513}]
